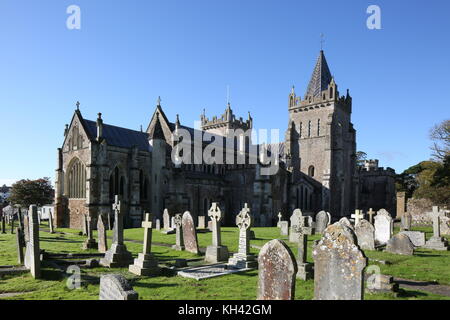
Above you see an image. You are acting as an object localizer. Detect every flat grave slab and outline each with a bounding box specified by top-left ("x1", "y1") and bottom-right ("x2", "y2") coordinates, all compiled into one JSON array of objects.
[{"x1": 177, "y1": 263, "x2": 251, "y2": 280}]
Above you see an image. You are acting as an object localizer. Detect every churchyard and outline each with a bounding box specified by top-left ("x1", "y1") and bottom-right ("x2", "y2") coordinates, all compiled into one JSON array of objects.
[{"x1": 0, "y1": 204, "x2": 449, "y2": 300}]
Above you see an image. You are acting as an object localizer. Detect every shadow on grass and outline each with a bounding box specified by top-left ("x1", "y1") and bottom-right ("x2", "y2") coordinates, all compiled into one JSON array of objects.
[
  {"x1": 397, "y1": 288, "x2": 429, "y2": 298},
  {"x1": 40, "y1": 238, "x2": 82, "y2": 244},
  {"x1": 132, "y1": 281, "x2": 178, "y2": 290}
]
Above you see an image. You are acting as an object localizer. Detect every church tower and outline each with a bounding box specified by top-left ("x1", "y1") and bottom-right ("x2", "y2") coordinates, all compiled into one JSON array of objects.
[{"x1": 286, "y1": 50, "x2": 357, "y2": 217}]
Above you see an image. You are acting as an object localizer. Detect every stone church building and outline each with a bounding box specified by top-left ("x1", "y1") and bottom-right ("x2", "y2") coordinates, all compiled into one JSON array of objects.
[{"x1": 54, "y1": 50, "x2": 396, "y2": 229}]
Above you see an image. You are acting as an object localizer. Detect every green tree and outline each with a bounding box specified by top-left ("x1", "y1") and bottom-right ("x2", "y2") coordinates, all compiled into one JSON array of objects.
[
  {"x1": 8, "y1": 178, "x2": 54, "y2": 208},
  {"x1": 356, "y1": 151, "x2": 367, "y2": 167}
]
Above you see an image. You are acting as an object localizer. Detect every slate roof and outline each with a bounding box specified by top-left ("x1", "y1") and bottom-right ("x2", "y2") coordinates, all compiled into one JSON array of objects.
[
  {"x1": 83, "y1": 120, "x2": 151, "y2": 152},
  {"x1": 305, "y1": 50, "x2": 332, "y2": 98}
]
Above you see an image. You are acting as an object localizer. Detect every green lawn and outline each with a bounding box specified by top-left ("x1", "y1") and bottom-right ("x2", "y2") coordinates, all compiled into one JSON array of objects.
[{"x1": 0, "y1": 222, "x2": 449, "y2": 300}]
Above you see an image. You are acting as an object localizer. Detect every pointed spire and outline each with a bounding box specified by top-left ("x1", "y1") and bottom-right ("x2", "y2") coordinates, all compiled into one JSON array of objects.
[
  {"x1": 305, "y1": 50, "x2": 333, "y2": 98},
  {"x1": 156, "y1": 96, "x2": 162, "y2": 107}
]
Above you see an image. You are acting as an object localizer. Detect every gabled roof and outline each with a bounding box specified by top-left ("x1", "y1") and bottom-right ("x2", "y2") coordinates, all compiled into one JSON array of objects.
[
  {"x1": 305, "y1": 50, "x2": 333, "y2": 98},
  {"x1": 83, "y1": 120, "x2": 150, "y2": 152}
]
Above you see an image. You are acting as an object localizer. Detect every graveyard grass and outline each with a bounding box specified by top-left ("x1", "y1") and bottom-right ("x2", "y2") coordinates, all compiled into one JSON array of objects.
[{"x1": 0, "y1": 222, "x2": 449, "y2": 300}]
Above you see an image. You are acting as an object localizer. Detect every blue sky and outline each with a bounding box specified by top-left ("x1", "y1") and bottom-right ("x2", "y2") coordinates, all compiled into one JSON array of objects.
[{"x1": 0, "y1": 0, "x2": 449, "y2": 186}]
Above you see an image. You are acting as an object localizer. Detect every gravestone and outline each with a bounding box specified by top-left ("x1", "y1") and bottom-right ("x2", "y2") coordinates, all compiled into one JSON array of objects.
[
  {"x1": 129, "y1": 213, "x2": 160, "y2": 276},
  {"x1": 399, "y1": 231, "x2": 426, "y2": 247},
  {"x1": 100, "y1": 196, "x2": 133, "y2": 267},
  {"x1": 48, "y1": 210, "x2": 55, "y2": 234},
  {"x1": 23, "y1": 215, "x2": 29, "y2": 243},
  {"x1": 82, "y1": 214, "x2": 88, "y2": 236},
  {"x1": 279, "y1": 221, "x2": 289, "y2": 236},
  {"x1": 1, "y1": 215, "x2": 5, "y2": 234},
  {"x1": 440, "y1": 215, "x2": 450, "y2": 236},
  {"x1": 423, "y1": 206, "x2": 449, "y2": 251},
  {"x1": 155, "y1": 218, "x2": 161, "y2": 231},
  {"x1": 313, "y1": 222, "x2": 367, "y2": 300},
  {"x1": 205, "y1": 203, "x2": 229, "y2": 263},
  {"x1": 171, "y1": 216, "x2": 176, "y2": 229},
  {"x1": 401, "y1": 212, "x2": 412, "y2": 231},
  {"x1": 172, "y1": 214, "x2": 185, "y2": 251},
  {"x1": 16, "y1": 227, "x2": 25, "y2": 264},
  {"x1": 24, "y1": 205, "x2": 41, "y2": 279},
  {"x1": 82, "y1": 215, "x2": 98, "y2": 250},
  {"x1": 374, "y1": 209, "x2": 393, "y2": 246},
  {"x1": 315, "y1": 211, "x2": 330, "y2": 234},
  {"x1": 227, "y1": 204, "x2": 257, "y2": 269},
  {"x1": 99, "y1": 274, "x2": 138, "y2": 300},
  {"x1": 289, "y1": 209, "x2": 302, "y2": 242},
  {"x1": 339, "y1": 217, "x2": 354, "y2": 231},
  {"x1": 293, "y1": 216, "x2": 313, "y2": 280},
  {"x1": 97, "y1": 214, "x2": 108, "y2": 253},
  {"x1": 207, "y1": 220, "x2": 213, "y2": 232},
  {"x1": 10, "y1": 213, "x2": 15, "y2": 234},
  {"x1": 257, "y1": 239, "x2": 297, "y2": 300},
  {"x1": 386, "y1": 233, "x2": 414, "y2": 255},
  {"x1": 182, "y1": 211, "x2": 200, "y2": 254},
  {"x1": 198, "y1": 216, "x2": 206, "y2": 229},
  {"x1": 277, "y1": 212, "x2": 282, "y2": 228},
  {"x1": 351, "y1": 210, "x2": 365, "y2": 227},
  {"x1": 367, "y1": 208, "x2": 376, "y2": 224},
  {"x1": 163, "y1": 209, "x2": 171, "y2": 230},
  {"x1": 355, "y1": 219, "x2": 375, "y2": 250}
]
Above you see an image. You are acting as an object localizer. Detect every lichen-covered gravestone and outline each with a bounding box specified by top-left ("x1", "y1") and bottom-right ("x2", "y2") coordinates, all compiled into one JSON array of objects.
[
  {"x1": 315, "y1": 211, "x2": 330, "y2": 234},
  {"x1": 312, "y1": 222, "x2": 367, "y2": 300},
  {"x1": 99, "y1": 274, "x2": 138, "y2": 300},
  {"x1": 401, "y1": 212, "x2": 412, "y2": 231},
  {"x1": 227, "y1": 203, "x2": 257, "y2": 269},
  {"x1": 257, "y1": 239, "x2": 297, "y2": 300},
  {"x1": 24, "y1": 205, "x2": 41, "y2": 279},
  {"x1": 205, "y1": 203, "x2": 229, "y2": 263},
  {"x1": 182, "y1": 211, "x2": 200, "y2": 254},
  {"x1": 289, "y1": 209, "x2": 312, "y2": 242},
  {"x1": 399, "y1": 231, "x2": 426, "y2": 247},
  {"x1": 374, "y1": 209, "x2": 393, "y2": 245},
  {"x1": 386, "y1": 233, "x2": 414, "y2": 255},
  {"x1": 339, "y1": 217, "x2": 354, "y2": 231},
  {"x1": 355, "y1": 219, "x2": 375, "y2": 250}
]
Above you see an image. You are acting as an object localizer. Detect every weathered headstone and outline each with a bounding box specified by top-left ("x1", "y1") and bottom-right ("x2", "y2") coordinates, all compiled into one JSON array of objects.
[
  {"x1": 351, "y1": 210, "x2": 365, "y2": 227},
  {"x1": 198, "y1": 216, "x2": 206, "y2": 229},
  {"x1": 97, "y1": 214, "x2": 108, "y2": 253},
  {"x1": 99, "y1": 274, "x2": 138, "y2": 300},
  {"x1": 100, "y1": 196, "x2": 133, "y2": 267},
  {"x1": 289, "y1": 209, "x2": 311, "y2": 242},
  {"x1": 163, "y1": 209, "x2": 171, "y2": 230},
  {"x1": 16, "y1": 227, "x2": 25, "y2": 264},
  {"x1": 129, "y1": 213, "x2": 160, "y2": 276},
  {"x1": 386, "y1": 233, "x2": 414, "y2": 255},
  {"x1": 23, "y1": 215, "x2": 29, "y2": 243},
  {"x1": 315, "y1": 211, "x2": 330, "y2": 234},
  {"x1": 155, "y1": 218, "x2": 161, "y2": 231},
  {"x1": 374, "y1": 209, "x2": 393, "y2": 245},
  {"x1": 423, "y1": 206, "x2": 449, "y2": 251},
  {"x1": 10, "y1": 214, "x2": 15, "y2": 234},
  {"x1": 293, "y1": 215, "x2": 313, "y2": 280},
  {"x1": 24, "y1": 205, "x2": 41, "y2": 279},
  {"x1": 48, "y1": 210, "x2": 55, "y2": 234},
  {"x1": 182, "y1": 211, "x2": 200, "y2": 254},
  {"x1": 339, "y1": 217, "x2": 354, "y2": 231},
  {"x1": 401, "y1": 212, "x2": 412, "y2": 231},
  {"x1": 205, "y1": 203, "x2": 229, "y2": 263},
  {"x1": 227, "y1": 204, "x2": 257, "y2": 269},
  {"x1": 257, "y1": 239, "x2": 297, "y2": 300},
  {"x1": 172, "y1": 214, "x2": 185, "y2": 251},
  {"x1": 313, "y1": 222, "x2": 367, "y2": 300},
  {"x1": 207, "y1": 220, "x2": 213, "y2": 232},
  {"x1": 277, "y1": 212, "x2": 282, "y2": 227},
  {"x1": 355, "y1": 219, "x2": 375, "y2": 251},
  {"x1": 440, "y1": 215, "x2": 450, "y2": 236},
  {"x1": 82, "y1": 214, "x2": 88, "y2": 236},
  {"x1": 279, "y1": 221, "x2": 289, "y2": 236},
  {"x1": 82, "y1": 215, "x2": 98, "y2": 250},
  {"x1": 399, "y1": 231, "x2": 426, "y2": 247},
  {"x1": 171, "y1": 216, "x2": 176, "y2": 229}
]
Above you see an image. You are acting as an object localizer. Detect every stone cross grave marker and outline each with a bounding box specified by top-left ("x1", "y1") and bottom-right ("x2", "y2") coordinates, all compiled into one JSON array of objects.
[
  {"x1": 257, "y1": 239, "x2": 297, "y2": 300},
  {"x1": 129, "y1": 213, "x2": 160, "y2": 276},
  {"x1": 99, "y1": 274, "x2": 138, "y2": 300},
  {"x1": 24, "y1": 205, "x2": 41, "y2": 279},
  {"x1": 277, "y1": 212, "x2": 282, "y2": 227},
  {"x1": 227, "y1": 203, "x2": 257, "y2": 269},
  {"x1": 423, "y1": 206, "x2": 449, "y2": 251},
  {"x1": 182, "y1": 211, "x2": 200, "y2": 254},
  {"x1": 205, "y1": 203, "x2": 229, "y2": 263},
  {"x1": 172, "y1": 213, "x2": 185, "y2": 251},
  {"x1": 97, "y1": 214, "x2": 108, "y2": 253},
  {"x1": 293, "y1": 215, "x2": 313, "y2": 280},
  {"x1": 351, "y1": 209, "x2": 365, "y2": 226},
  {"x1": 367, "y1": 208, "x2": 376, "y2": 224},
  {"x1": 100, "y1": 195, "x2": 133, "y2": 268},
  {"x1": 313, "y1": 222, "x2": 367, "y2": 300},
  {"x1": 374, "y1": 209, "x2": 393, "y2": 245}
]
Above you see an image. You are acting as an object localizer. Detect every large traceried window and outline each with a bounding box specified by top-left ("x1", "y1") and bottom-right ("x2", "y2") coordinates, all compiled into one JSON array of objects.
[{"x1": 67, "y1": 158, "x2": 86, "y2": 199}]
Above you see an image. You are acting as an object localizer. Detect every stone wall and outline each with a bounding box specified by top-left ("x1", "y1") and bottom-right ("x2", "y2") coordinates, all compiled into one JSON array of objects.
[{"x1": 407, "y1": 198, "x2": 434, "y2": 225}]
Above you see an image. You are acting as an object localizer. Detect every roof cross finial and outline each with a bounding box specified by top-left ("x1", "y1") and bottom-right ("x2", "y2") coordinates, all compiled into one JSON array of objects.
[
  {"x1": 320, "y1": 33, "x2": 325, "y2": 51},
  {"x1": 157, "y1": 96, "x2": 161, "y2": 106},
  {"x1": 76, "y1": 101, "x2": 80, "y2": 110}
]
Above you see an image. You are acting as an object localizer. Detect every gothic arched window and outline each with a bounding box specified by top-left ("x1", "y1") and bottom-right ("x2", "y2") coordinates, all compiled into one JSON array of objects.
[
  {"x1": 317, "y1": 119, "x2": 321, "y2": 136},
  {"x1": 67, "y1": 158, "x2": 86, "y2": 199},
  {"x1": 308, "y1": 121, "x2": 311, "y2": 137}
]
